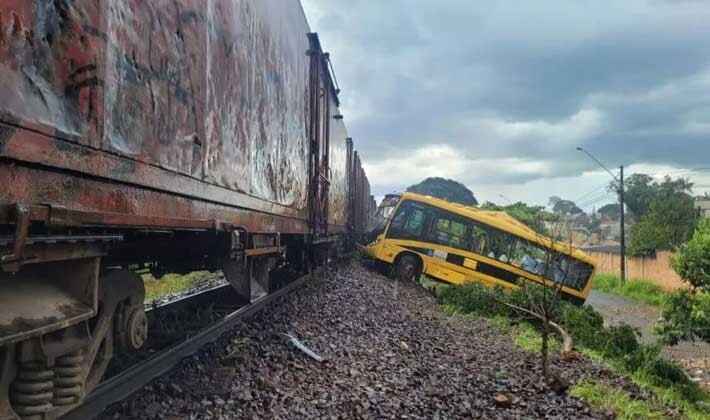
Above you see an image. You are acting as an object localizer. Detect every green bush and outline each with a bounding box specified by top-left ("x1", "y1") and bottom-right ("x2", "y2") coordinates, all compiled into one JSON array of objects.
[
  {"x1": 559, "y1": 304, "x2": 605, "y2": 348},
  {"x1": 436, "y1": 282, "x2": 512, "y2": 318},
  {"x1": 656, "y1": 218, "x2": 710, "y2": 346},
  {"x1": 601, "y1": 324, "x2": 642, "y2": 359},
  {"x1": 671, "y1": 218, "x2": 710, "y2": 292},
  {"x1": 655, "y1": 289, "x2": 710, "y2": 345}
]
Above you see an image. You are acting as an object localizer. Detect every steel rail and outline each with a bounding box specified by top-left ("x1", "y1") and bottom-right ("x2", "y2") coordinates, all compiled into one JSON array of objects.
[{"x1": 61, "y1": 272, "x2": 313, "y2": 420}]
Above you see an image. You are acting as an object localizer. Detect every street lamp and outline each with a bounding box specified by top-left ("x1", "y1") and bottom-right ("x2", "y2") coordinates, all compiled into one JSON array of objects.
[
  {"x1": 499, "y1": 194, "x2": 513, "y2": 205},
  {"x1": 576, "y1": 147, "x2": 626, "y2": 283}
]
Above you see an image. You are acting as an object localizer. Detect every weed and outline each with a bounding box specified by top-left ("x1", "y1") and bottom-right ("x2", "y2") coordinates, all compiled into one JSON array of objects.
[
  {"x1": 570, "y1": 380, "x2": 667, "y2": 420},
  {"x1": 592, "y1": 274, "x2": 667, "y2": 306},
  {"x1": 143, "y1": 271, "x2": 217, "y2": 303}
]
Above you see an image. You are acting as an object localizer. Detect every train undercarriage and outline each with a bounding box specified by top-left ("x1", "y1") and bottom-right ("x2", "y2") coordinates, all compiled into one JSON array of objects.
[{"x1": 0, "y1": 216, "x2": 339, "y2": 420}]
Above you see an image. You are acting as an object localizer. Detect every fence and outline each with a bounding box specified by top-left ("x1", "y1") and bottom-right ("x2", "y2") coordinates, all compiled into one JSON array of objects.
[{"x1": 584, "y1": 250, "x2": 684, "y2": 291}]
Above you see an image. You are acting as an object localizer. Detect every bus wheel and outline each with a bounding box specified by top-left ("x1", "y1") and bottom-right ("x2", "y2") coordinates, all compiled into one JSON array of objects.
[{"x1": 396, "y1": 255, "x2": 421, "y2": 283}]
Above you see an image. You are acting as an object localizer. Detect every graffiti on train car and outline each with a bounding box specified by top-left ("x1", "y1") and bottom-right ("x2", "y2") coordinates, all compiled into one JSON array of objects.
[
  {"x1": 0, "y1": 0, "x2": 312, "y2": 211},
  {"x1": 0, "y1": 1, "x2": 104, "y2": 146},
  {"x1": 105, "y1": 0, "x2": 206, "y2": 177},
  {"x1": 204, "y1": 0, "x2": 310, "y2": 210}
]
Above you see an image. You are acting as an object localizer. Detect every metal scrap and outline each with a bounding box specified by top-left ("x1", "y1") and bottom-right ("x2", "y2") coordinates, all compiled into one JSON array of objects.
[{"x1": 280, "y1": 332, "x2": 324, "y2": 363}]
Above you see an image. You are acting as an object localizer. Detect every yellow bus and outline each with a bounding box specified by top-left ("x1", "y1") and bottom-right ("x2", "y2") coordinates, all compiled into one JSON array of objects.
[{"x1": 363, "y1": 192, "x2": 596, "y2": 305}]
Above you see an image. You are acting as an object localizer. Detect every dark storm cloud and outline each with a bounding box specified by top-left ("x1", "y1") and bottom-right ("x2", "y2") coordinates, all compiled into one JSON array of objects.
[{"x1": 302, "y1": 0, "x2": 710, "y2": 193}]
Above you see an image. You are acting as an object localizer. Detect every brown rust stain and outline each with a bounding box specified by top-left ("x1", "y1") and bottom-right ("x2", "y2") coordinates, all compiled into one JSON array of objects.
[{"x1": 0, "y1": 122, "x2": 16, "y2": 153}]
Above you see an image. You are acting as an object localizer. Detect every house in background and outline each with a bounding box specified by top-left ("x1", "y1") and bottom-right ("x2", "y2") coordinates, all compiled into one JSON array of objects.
[{"x1": 695, "y1": 198, "x2": 710, "y2": 218}]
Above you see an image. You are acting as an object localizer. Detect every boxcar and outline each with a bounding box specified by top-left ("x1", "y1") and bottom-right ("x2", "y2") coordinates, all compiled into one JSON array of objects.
[{"x1": 0, "y1": 1, "x2": 372, "y2": 419}]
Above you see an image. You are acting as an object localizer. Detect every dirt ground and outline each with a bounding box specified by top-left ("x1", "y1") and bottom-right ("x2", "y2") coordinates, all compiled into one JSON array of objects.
[{"x1": 587, "y1": 290, "x2": 710, "y2": 390}]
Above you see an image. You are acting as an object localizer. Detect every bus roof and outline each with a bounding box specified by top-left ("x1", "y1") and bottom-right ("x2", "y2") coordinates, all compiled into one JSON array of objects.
[{"x1": 399, "y1": 192, "x2": 595, "y2": 265}]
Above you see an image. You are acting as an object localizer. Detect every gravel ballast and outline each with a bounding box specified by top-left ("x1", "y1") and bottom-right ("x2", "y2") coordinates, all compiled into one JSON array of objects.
[{"x1": 101, "y1": 262, "x2": 629, "y2": 419}]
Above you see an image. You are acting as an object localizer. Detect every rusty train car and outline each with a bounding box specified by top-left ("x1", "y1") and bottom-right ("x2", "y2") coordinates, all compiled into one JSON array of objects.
[{"x1": 0, "y1": 1, "x2": 373, "y2": 419}]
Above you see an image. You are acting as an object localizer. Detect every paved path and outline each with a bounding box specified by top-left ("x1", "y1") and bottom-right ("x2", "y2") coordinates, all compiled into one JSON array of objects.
[{"x1": 587, "y1": 290, "x2": 710, "y2": 389}]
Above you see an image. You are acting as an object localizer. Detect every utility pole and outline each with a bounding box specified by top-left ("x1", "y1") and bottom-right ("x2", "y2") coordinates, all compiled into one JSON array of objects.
[
  {"x1": 619, "y1": 165, "x2": 626, "y2": 284},
  {"x1": 575, "y1": 147, "x2": 626, "y2": 283}
]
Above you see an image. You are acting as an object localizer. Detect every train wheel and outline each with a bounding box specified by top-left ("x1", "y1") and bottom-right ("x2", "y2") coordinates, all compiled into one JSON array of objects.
[
  {"x1": 396, "y1": 255, "x2": 421, "y2": 283},
  {"x1": 79, "y1": 270, "x2": 145, "y2": 398}
]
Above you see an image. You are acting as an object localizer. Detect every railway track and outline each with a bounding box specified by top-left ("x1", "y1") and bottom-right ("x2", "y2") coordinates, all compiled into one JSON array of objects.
[{"x1": 60, "y1": 271, "x2": 314, "y2": 420}]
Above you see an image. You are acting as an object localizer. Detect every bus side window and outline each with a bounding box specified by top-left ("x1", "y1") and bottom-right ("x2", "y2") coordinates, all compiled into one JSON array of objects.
[
  {"x1": 428, "y1": 211, "x2": 469, "y2": 249},
  {"x1": 470, "y1": 225, "x2": 488, "y2": 254}
]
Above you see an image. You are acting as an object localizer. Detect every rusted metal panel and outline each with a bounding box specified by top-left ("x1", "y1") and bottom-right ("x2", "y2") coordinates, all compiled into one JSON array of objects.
[
  {"x1": 327, "y1": 101, "x2": 348, "y2": 228},
  {"x1": 307, "y1": 33, "x2": 332, "y2": 236},
  {"x1": 105, "y1": 0, "x2": 205, "y2": 177},
  {"x1": 0, "y1": 165, "x2": 309, "y2": 233},
  {"x1": 0, "y1": 1, "x2": 364, "y2": 236},
  {"x1": 0, "y1": 123, "x2": 308, "y2": 221},
  {"x1": 205, "y1": 0, "x2": 310, "y2": 209},
  {"x1": 346, "y1": 138, "x2": 354, "y2": 232},
  {"x1": 0, "y1": 1, "x2": 104, "y2": 147}
]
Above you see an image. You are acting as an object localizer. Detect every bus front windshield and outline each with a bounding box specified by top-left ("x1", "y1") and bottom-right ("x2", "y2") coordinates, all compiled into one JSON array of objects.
[{"x1": 365, "y1": 195, "x2": 401, "y2": 243}]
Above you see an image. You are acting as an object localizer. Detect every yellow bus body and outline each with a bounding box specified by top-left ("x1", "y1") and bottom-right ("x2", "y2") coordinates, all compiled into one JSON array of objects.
[{"x1": 363, "y1": 192, "x2": 596, "y2": 304}]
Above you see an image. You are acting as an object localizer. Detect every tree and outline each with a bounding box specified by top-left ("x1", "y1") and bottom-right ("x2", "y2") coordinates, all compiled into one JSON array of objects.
[
  {"x1": 480, "y1": 201, "x2": 559, "y2": 235},
  {"x1": 611, "y1": 174, "x2": 694, "y2": 221},
  {"x1": 655, "y1": 219, "x2": 710, "y2": 345},
  {"x1": 597, "y1": 203, "x2": 621, "y2": 221},
  {"x1": 623, "y1": 175, "x2": 697, "y2": 256},
  {"x1": 616, "y1": 174, "x2": 654, "y2": 221},
  {"x1": 505, "y1": 220, "x2": 576, "y2": 381},
  {"x1": 548, "y1": 197, "x2": 583, "y2": 216},
  {"x1": 628, "y1": 195, "x2": 697, "y2": 256},
  {"x1": 407, "y1": 177, "x2": 478, "y2": 206}
]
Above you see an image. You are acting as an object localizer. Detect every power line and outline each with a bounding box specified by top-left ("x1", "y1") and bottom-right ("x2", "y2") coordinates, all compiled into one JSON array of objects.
[
  {"x1": 573, "y1": 182, "x2": 610, "y2": 203},
  {"x1": 642, "y1": 167, "x2": 710, "y2": 178},
  {"x1": 578, "y1": 193, "x2": 616, "y2": 210}
]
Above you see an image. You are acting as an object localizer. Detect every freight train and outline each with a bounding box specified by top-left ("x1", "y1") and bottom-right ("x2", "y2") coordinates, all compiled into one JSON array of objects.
[{"x1": 0, "y1": 1, "x2": 373, "y2": 419}]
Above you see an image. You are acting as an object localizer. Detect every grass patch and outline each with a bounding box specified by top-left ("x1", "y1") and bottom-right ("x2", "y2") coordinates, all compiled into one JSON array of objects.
[
  {"x1": 512, "y1": 321, "x2": 559, "y2": 354},
  {"x1": 143, "y1": 271, "x2": 216, "y2": 303},
  {"x1": 631, "y1": 373, "x2": 710, "y2": 420},
  {"x1": 592, "y1": 274, "x2": 667, "y2": 306},
  {"x1": 571, "y1": 380, "x2": 667, "y2": 420}
]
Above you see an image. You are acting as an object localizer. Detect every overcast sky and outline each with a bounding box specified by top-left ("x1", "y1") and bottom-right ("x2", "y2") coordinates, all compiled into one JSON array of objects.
[{"x1": 301, "y1": 0, "x2": 710, "y2": 209}]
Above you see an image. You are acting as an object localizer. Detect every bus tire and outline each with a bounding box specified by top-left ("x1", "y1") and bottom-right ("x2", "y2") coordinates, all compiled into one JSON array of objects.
[{"x1": 396, "y1": 254, "x2": 421, "y2": 283}]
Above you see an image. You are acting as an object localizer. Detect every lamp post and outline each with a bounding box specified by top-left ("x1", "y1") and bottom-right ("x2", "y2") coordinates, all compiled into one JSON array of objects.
[
  {"x1": 499, "y1": 194, "x2": 513, "y2": 205},
  {"x1": 576, "y1": 147, "x2": 626, "y2": 283}
]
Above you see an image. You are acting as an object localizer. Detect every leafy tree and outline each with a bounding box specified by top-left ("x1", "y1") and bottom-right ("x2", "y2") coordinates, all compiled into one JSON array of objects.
[
  {"x1": 622, "y1": 175, "x2": 697, "y2": 256},
  {"x1": 407, "y1": 177, "x2": 478, "y2": 206},
  {"x1": 597, "y1": 203, "x2": 621, "y2": 220},
  {"x1": 628, "y1": 195, "x2": 697, "y2": 256},
  {"x1": 610, "y1": 174, "x2": 693, "y2": 221},
  {"x1": 480, "y1": 201, "x2": 558, "y2": 235},
  {"x1": 655, "y1": 219, "x2": 710, "y2": 345},
  {"x1": 548, "y1": 197, "x2": 583, "y2": 216},
  {"x1": 615, "y1": 174, "x2": 654, "y2": 221}
]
